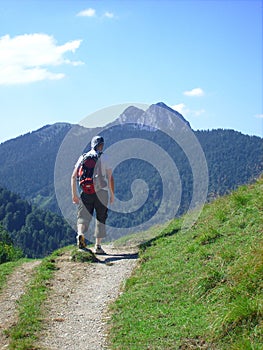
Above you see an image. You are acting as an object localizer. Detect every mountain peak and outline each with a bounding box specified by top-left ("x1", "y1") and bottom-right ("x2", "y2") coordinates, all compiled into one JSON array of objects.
[
  {"x1": 118, "y1": 105, "x2": 145, "y2": 124},
  {"x1": 155, "y1": 101, "x2": 174, "y2": 110},
  {"x1": 150, "y1": 102, "x2": 191, "y2": 129},
  {"x1": 141, "y1": 102, "x2": 191, "y2": 130},
  {"x1": 109, "y1": 102, "x2": 191, "y2": 131}
]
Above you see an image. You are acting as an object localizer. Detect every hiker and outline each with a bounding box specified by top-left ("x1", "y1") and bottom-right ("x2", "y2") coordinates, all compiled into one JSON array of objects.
[{"x1": 71, "y1": 135, "x2": 114, "y2": 254}]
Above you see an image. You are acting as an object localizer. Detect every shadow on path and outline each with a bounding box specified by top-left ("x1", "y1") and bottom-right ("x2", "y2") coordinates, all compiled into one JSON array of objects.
[{"x1": 96, "y1": 252, "x2": 139, "y2": 264}]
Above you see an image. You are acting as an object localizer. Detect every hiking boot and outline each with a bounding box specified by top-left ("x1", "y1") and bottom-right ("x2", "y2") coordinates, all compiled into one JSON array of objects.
[
  {"x1": 78, "y1": 235, "x2": 86, "y2": 249},
  {"x1": 94, "y1": 245, "x2": 106, "y2": 255}
]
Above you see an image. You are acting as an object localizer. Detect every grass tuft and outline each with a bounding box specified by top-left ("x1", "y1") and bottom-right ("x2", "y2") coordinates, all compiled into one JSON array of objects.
[{"x1": 71, "y1": 247, "x2": 98, "y2": 262}]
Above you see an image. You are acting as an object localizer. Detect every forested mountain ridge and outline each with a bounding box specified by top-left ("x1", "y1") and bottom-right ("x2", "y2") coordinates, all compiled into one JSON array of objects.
[
  {"x1": 195, "y1": 129, "x2": 262, "y2": 197},
  {"x1": 0, "y1": 122, "x2": 73, "y2": 212},
  {"x1": 0, "y1": 102, "x2": 262, "y2": 220},
  {"x1": 0, "y1": 186, "x2": 75, "y2": 258}
]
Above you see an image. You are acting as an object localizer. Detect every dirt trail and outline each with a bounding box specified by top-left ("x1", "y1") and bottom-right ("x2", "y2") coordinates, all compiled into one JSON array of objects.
[
  {"x1": 38, "y1": 245, "x2": 138, "y2": 350},
  {"x1": 0, "y1": 260, "x2": 41, "y2": 350}
]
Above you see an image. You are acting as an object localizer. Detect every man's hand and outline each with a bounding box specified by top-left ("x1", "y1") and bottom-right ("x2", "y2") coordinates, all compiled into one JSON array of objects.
[
  {"x1": 110, "y1": 192, "x2": 114, "y2": 204},
  {"x1": 72, "y1": 195, "x2": 80, "y2": 204}
]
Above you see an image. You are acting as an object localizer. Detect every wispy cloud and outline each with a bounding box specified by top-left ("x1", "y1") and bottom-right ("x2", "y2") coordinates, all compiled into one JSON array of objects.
[
  {"x1": 193, "y1": 109, "x2": 205, "y2": 116},
  {"x1": 171, "y1": 103, "x2": 189, "y2": 115},
  {"x1": 77, "y1": 8, "x2": 115, "y2": 19},
  {"x1": 183, "y1": 87, "x2": 205, "y2": 97},
  {"x1": 77, "y1": 8, "x2": 96, "y2": 17},
  {"x1": 103, "y1": 11, "x2": 115, "y2": 18},
  {"x1": 0, "y1": 34, "x2": 83, "y2": 85},
  {"x1": 172, "y1": 103, "x2": 205, "y2": 118},
  {"x1": 255, "y1": 114, "x2": 263, "y2": 119}
]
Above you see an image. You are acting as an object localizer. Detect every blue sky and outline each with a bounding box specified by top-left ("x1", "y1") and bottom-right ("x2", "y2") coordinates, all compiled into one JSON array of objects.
[{"x1": 0, "y1": 0, "x2": 262, "y2": 143}]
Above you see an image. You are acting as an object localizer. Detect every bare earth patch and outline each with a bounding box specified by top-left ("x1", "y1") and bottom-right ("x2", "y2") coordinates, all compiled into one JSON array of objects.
[
  {"x1": 38, "y1": 245, "x2": 138, "y2": 350},
  {"x1": 0, "y1": 260, "x2": 41, "y2": 350}
]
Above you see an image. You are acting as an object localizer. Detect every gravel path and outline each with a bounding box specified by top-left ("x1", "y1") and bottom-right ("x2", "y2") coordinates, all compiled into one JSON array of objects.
[
  {"x1": 38, "y1": 245, "x2": 138, "y2": 350},
  {"x1": 0, "y1": 260, "x2": 41, "y2": 350}
]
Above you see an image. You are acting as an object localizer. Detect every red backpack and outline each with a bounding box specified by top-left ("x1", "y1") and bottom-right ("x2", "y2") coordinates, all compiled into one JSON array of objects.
[{"x1": 77, "y1": 153, "x2": 106, "y2": 194}]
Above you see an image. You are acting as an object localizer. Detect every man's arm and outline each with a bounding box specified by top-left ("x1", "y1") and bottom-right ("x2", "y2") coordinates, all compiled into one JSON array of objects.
[
  {"x1": 106, "y1": 168, "x2": 114, "y2": 204},
  {"x1": 71, "y1": 166, "x2": 80, "y2": 204}
]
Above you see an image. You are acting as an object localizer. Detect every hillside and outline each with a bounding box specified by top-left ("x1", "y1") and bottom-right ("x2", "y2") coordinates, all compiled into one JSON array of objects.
[
  {"x1": 0, "y1": 186, "x2": 75, "y2": 258},
  {"x1": 195, "y1": 129, "x2": 262, "y2": 197},
  {"x1": 109, "y1": 176, "x2": 263, "y2": 349},
  {"x1": 0, "y1": 123, "x2": 73, "y2": 212},
  {"x1": 1, "y1": 176, "x2": 262, "y2": 349}
]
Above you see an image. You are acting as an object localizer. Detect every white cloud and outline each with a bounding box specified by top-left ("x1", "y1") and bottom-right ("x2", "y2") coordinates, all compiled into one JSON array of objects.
[
  {"x1": 183, "y1": 87, "x2": 205, "y2": 97},
  {"x1": 172, "y1": 103, "x2": 205, "y2": 118},
  {"x1": 0, "y1": 34, "x2": 83, "y2": 85},
  {"x1": 171, "y1": 103, "x2": 189, "y2": 115},
  {"x1": 77, "y1": 8, "x2": 96, "y2": 17},
  {"x1": 255, "y1": 114, "x2": 263, "y2": 119},
  {"x1": 77, "y1": 8, "x2": 115, "y2": 19},
  {"x1": 103, "y1": 11, "x2": 114, "y2": 18},
  {"x1": 193, "y1": 109, "x2": 205, "y2": 116}
]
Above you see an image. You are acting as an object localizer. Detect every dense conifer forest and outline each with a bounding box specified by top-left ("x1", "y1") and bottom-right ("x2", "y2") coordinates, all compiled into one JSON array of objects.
[{"x1": 0, "y1": 187, "x2": 75, "y2": 259}]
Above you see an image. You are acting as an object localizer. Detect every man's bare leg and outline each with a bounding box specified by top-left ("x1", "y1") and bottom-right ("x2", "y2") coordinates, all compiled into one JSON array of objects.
[{"x1": 77, "y1": 223, "x2": 86, "y2": 248}]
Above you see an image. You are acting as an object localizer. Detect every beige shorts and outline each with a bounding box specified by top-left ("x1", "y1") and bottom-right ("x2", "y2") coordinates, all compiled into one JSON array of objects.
[{"x1": 77, "y1": 190, "x2": 108, "y2": 238}]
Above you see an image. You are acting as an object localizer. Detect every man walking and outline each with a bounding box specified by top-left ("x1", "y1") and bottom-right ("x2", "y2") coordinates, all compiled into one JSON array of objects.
[{"x1": 71, "y1": 135, "x2": 114, "y2": 254}]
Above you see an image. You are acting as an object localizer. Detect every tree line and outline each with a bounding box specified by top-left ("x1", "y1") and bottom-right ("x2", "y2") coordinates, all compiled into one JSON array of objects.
[
  {"x1": 0, "y1": 187, "x2": 75, "y2": 259},
  {"x1": 0, "y1": 226, "x2": 23, "y2": 264}
]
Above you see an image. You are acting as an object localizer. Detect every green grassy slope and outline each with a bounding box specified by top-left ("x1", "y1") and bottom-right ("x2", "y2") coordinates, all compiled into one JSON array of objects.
[{"x1": 109, "y1": 176, "x2": 263, "y2": 350}]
